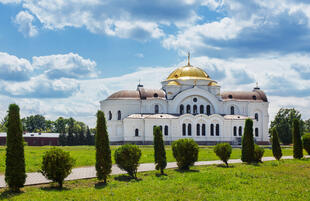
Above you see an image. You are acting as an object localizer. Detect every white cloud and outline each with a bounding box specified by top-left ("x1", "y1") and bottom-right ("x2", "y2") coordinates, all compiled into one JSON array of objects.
[
  {"x1": 32, "y1": 53, "x2": 97, "y2": 79},
  {"x1": 14, "y1": 11, "x2": 38, "y2": 37},
  {"x1": 0, "y1": 52, "x2": 33, "y2": 81},
  {"x1": 0, "y1": 0, "x2": 21, "y2": 4}
]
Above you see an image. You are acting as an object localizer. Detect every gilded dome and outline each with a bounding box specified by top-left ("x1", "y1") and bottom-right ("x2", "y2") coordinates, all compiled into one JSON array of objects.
[{"x1": 166, "y1": 65, "x2": 211, "y2": 81}]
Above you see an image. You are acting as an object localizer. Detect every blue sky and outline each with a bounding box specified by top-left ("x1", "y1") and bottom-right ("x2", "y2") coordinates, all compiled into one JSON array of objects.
[{"x1": 0, "y1": 0, "x2": 310, "y2": 126}]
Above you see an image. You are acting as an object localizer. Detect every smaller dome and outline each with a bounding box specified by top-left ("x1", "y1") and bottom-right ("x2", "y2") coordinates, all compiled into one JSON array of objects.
[
  {"x1": 167, "y1": 81, "x2": 180, "y2": 86},
  {"x1": 208, "y1": 81, "x2": 219, "y2": 86}
]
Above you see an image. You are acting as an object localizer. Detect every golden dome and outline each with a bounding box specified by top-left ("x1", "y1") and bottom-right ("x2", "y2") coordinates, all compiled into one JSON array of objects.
[
  {"x1": 167, "y1": 81, "x2": 180, "y2": 86},
  {"x1": 166, "y1": 65, "x2": 211, "y2": 81}
]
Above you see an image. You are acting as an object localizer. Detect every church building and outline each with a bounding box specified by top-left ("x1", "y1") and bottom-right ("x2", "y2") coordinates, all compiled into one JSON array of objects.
[{"x1": 100, "y1": 55, "x2": 269, "y2": 145}]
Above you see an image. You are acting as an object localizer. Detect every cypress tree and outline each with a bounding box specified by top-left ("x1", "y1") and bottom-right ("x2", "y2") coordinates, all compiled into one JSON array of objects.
[
  {"x1": 5, "y1": 104, "x2": 26, "y2": 192},
  {"x1": 241, "y1": 118, "x2": 255, "y2": 163},
  {"x1": 95, "y1": 111, "x2": 112, "y2": 183},
  {"x1": 271, "y1": 127, "x2": 282, "y2": 160},
  {"x1": 153, "y1": 126, "x2": 167, "y2": 174},
  {"x1": 292, "y1": 119, "x2": 303, "y2": 159}
]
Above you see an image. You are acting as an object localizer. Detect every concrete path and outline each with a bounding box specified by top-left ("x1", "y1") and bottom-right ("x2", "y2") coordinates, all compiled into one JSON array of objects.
[{"x1": 0, "y1": 155, "x2": 308, "y2": 188}]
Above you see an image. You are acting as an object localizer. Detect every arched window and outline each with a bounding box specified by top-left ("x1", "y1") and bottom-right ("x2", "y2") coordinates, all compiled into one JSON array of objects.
[
  {"x1": 108, "y1": 111, "x2": 112, "y2": 120},
  {"x1": 233, "y1": 126, "x2": 237, "y2": 136},
  {"x1": 117, "y1": 110, "x2": 121, "y2": 120},
  {"x1": 135, "y1": 128, "x2": 139, "y2": 137},
  {"x1": 239, "y1": 126, "x2": 242, "y2": 136},
  {"x1": 186, "y1": 105, "x2": 191, "y2": 113},
  {"x1": 180, "y1": 105, "x2": 184, "y2": 115},
  {"x1": 193, "y1": 105, "x2": 197, "y2": 114},
  {"x1": 202, "y1": 124, "x2": 206, "y2": 136},
  {"x1": 188, "y1": 124, "x2": 192, "y2": 136},
  {"x1": 216, "y1": 124, "x2": 220, "y2": 136},
  {"x1": 255, "y1": 128, "x2": 259, "y2": 137},
  {"x1": 155, "y1": 105, "x2": 159, "y2": 114},
  {"x1": 196, "y1": 124, "x2": 200, "y2": 136},
  {"x1": 210, "y1": 124, "x2": 214, "y2": 136},
  {"x1": 182, "y1": 123, "x2": 186, "y2": 136},
  {"x1": 200, "y1": 105, "x2": 204, "y2": 114},
  {"x1": 159, "y1": 125, "x2": 163, "y2": 132},
  {"x1": 255, "y1": 113, "x2": 259, "y2": 121},
  {"x1": 231, "y1": 106, "x2": 235, "y2": 115},
  {"x1": 164, "y1": 125, "x2": 168, "y2": 136},
  {"x1": 206, "y1": 105, "x2": 211, "y2": 115}
]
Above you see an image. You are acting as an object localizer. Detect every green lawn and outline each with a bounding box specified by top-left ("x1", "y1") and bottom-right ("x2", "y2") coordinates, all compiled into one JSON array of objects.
[
  {"x1": 0, "y1": 145, "x2": 305, "y2": 174},
  {"x1": 1, "y1": 159, "x2": 309, "y2": 201}
]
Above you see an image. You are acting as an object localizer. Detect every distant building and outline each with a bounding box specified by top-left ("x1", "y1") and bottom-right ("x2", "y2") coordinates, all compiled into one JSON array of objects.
[
  {"x1": 100, "y1": 54, "x2": 269, "y2": 145},
  {"x1": 0, "y1": 133, "x2": 59, "y2": 146}
]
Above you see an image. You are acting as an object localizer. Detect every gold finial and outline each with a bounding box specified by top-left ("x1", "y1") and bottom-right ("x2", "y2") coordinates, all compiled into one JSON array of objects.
[
  {"x1": 187, "y1": 52, "x2": 190, "y2": 66},
  {"x1": 256, "y1": 81, "x2": 258, "y2": 88}
]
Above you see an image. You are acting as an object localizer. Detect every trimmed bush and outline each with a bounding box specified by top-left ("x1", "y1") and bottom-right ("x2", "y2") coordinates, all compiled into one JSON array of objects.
[
  {"x1": 5, "y1": 104, "x2": 26, "y2": 192},
  {"x1": 95, "y1": 111, "x2": 112, "y2": 183},
  {"x1": 114, "y1": 144, "x2": 141, "y2": 179},
  {"x1": 292, "y1": 119, "x2": 303, "y2": 159},
  {"x1": 253, "y1": 145, "x2": 265, "y2": 163},
  {"x1": 153, "y1": 126, "x2": 167, "y2": 174},
  {"x1": 302, "y1": 133, "x2": 310, "y2": 155},
  {"x1": 214, "y1": 143, "x2": 232, "y2": 167},
  {"x1": 172, "y1": 139, "x2": 199, "y2": 170},
  {"x1": 41, "y1": 147, "x2": 75, "y2": 188},
  {"x1": 271, "y1": 127, "x2": 282, "y2": 160},
  {"x1": 241, "y1": 118, "x2": 255, "y2": 163}
]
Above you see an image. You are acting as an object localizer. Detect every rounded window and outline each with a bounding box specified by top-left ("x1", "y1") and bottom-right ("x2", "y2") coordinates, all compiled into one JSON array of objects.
[
  {"x1": 154, "y1": 93, "x2": 158, "y2": 98},
  {"x1": 193, "y1": 97, "x2": 198, "y2": 102}
]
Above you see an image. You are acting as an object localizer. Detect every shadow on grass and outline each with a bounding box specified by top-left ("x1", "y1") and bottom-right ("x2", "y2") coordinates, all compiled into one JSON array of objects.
[
  {"x1": 40, "y1": 185, "x2": 70, "y2": 192},
  {"x1": 0, "y1": 189, "x2": 24, "y2": 199},
  {"x1": 94, "y1": 182, "x2": 107, "y2": 189},
  {"x1": 216, "y1": 164, "x2": 235, "y2": 168},
  {"x1": 114, "y1": 175, "x2": 142, "y2": 182},
  {"x1": 155, "y1": 173, "x2": 168, "y2": 177},
  {"x1": 174, "y1": 169, "x2": 200, "y2": 173}
]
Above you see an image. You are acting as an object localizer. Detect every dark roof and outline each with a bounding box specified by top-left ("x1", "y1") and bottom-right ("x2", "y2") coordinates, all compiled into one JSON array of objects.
[
  {"x1": 221, "y1": 89, "x2": 268, "y2": 102},
  {"x1": 107, "y1": 88, "x2": 165, "y2": 100}
]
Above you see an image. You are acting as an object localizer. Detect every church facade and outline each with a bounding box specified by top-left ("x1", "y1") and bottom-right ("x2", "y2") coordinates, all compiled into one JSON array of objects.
[{"x1": 100, "y1": 57, "x2": 269, "y2": 145}]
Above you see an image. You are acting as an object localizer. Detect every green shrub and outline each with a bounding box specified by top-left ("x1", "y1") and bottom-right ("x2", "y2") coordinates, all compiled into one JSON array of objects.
[
  {"x1": 214, "y1": 143, "x2": 232, "y2": 167},
  {"x1": 41, "y1": 147, "x2": 75, "y2": 188},
  {"x1": 153, "y1": 126, "x2": 167, "y2": 174},
  {"x1": 114, "y1": 144, "x2": 141, "y2": 179},
  {"x1": 271, "y1": 127, "x2": 282, "y2": 160},
  {"x1": 5, "y1": 104, "x2": 26, "y2": 192},
  {"x1": 302, "y1": 133, "x2": 310, "y2": 155},
  {"x1": 292, "y1": 119, "x2": 303, "y2": 159},
  {"x1": 253, "y1": 145, "x2": 264, "y2": 163},
  {"x1": 241, "y1": 118, "x2": 255, "y2": 163},
  {"x1": 95, "y1": 111, "x2": 112, "y2": 183},
  {"x1": 172, "y1": 139, "x2": 199, "y2": 170}
]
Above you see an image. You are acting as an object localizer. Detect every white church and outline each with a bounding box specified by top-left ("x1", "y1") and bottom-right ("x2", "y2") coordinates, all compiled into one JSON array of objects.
[{"x1": 100, "y1": 55, "x2": 269, "y2": 145}]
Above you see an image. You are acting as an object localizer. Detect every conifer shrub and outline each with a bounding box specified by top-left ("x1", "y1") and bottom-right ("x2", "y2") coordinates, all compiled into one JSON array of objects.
[
  {"x1": 41, "y1": 147, "x2": 75, "y2": 188},
  {"x1": 271, "y1": 127, "x2": 282, "y2": 160},
  {"x1": 153, "y1": 126, "x2": 167, "y2": 174},
  {"x1": 241, "y1": 118, "x2": 255, "y2": 163},
  {"x1": 114, "y1": 144, "x2": 141, "y2": 179},
  {"x1": 214, "y1": 143, "x2": 232, "y2": 167},
  {"x1": 302, "y1": 133, "x2": 310, "y2": 155},
  {"x1": 95, "y1": 111, "x2": 112, "y2": 183},
  {"x1": 253, "y1": 145, "x2": 264, "y2": 163},
  {"x1": 5, "y1": 104, "x2": 26, "y2": 192},
  {"x1": 172, "y1": 139, "x2": 199, "y2": 170},
  {"x1": 292, "y1": 119, "x2": 303, "y2": 159}
]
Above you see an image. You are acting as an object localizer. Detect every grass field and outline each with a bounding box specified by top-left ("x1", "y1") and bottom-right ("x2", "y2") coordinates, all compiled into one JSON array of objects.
[
  {"x1": 0, "y1": 145, "x2": 306, "y2": 173},
  {"x1": 0, "y1": 159, "x2": 309, "y2": 201}
]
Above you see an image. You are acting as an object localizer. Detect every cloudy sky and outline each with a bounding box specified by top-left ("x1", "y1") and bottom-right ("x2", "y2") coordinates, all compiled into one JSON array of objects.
[{"x1": 1, "y1": 0, "x2": 310, "y2": 127}]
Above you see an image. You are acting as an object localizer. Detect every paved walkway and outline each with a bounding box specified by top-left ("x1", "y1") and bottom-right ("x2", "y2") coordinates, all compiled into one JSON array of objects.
[{"x1": 0, "y1": 155, "x2": 308, "y2": 188}]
